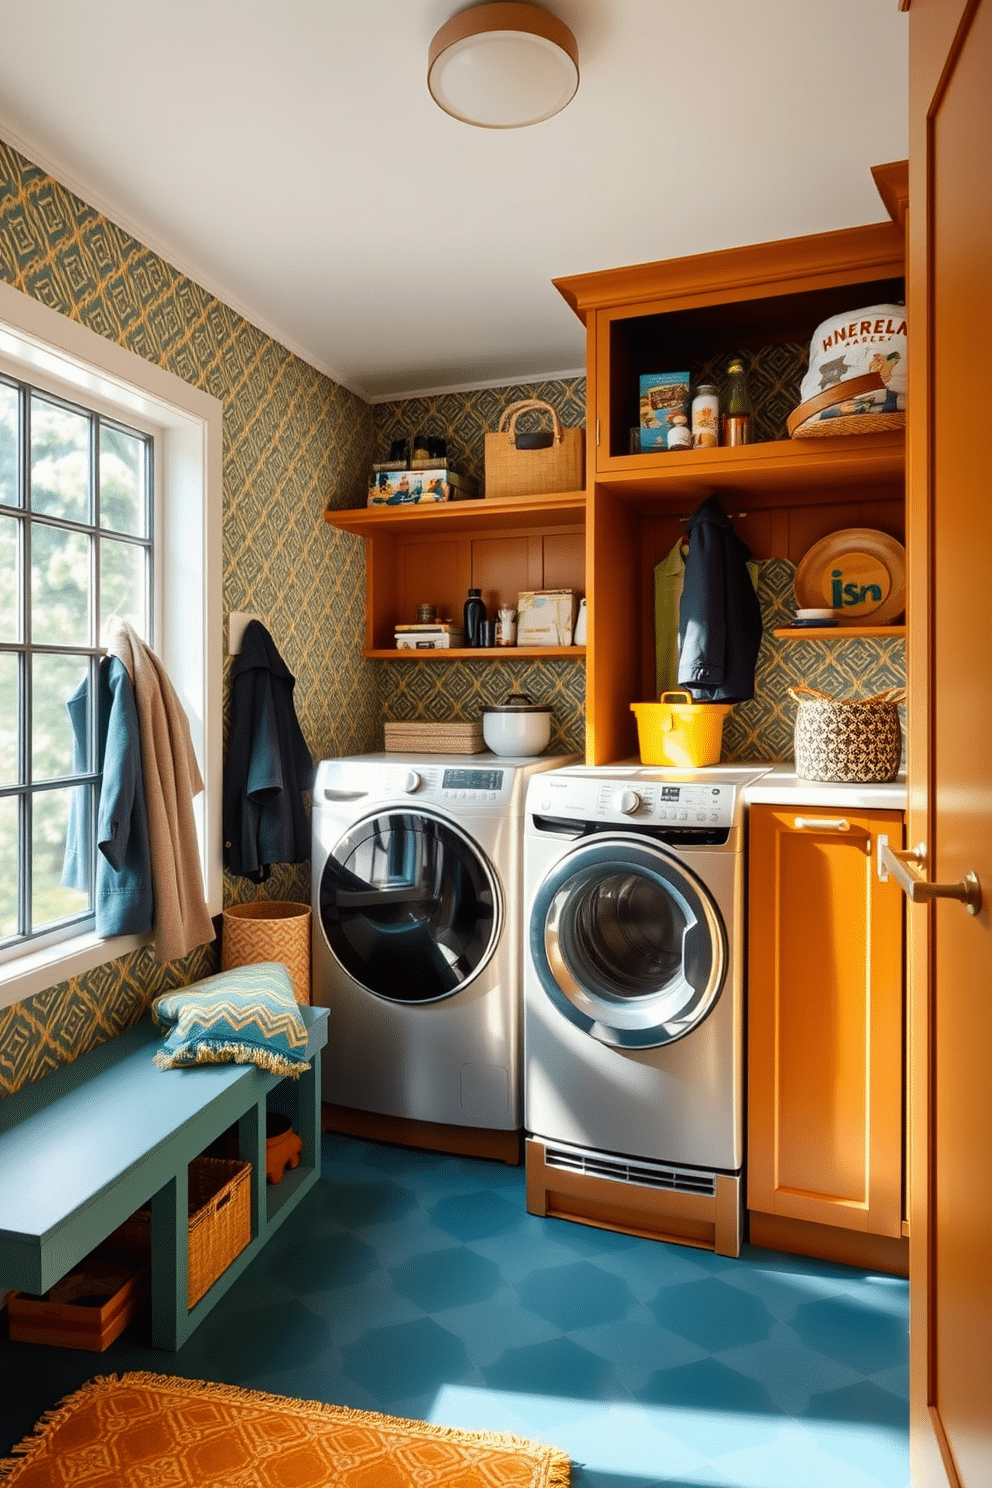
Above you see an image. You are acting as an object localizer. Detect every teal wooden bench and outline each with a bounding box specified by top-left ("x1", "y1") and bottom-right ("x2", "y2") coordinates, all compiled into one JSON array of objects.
[{"x1": 0, "y1": 1003, "x2": 328, "y2": 1349}]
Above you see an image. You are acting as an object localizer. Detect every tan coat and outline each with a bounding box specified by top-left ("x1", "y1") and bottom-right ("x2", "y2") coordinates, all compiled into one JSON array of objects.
[{"x1": 105, "y1": 619, "x2": 215, "y2": 964}]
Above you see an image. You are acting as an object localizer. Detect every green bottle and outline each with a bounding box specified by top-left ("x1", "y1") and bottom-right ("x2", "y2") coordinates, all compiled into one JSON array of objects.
[{"x1": 721, "y1": 356, "x2": 753, "y2": 446}]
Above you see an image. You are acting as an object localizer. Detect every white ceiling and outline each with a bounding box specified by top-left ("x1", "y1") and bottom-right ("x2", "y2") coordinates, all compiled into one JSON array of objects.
[{"x1": 0, "y1": 1, "x2": 909, "y2": 403}]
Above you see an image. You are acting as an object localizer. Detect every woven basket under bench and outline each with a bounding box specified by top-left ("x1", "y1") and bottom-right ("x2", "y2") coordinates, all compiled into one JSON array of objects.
[{"x1": 115, "y1": 1156, "x2": 251, "y2": 1310}]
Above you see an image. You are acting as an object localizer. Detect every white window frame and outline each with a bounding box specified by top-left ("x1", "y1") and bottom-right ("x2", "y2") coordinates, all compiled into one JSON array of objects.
[{"x1": 0, "y1": 278, "x2": 223, "y2": 1010}]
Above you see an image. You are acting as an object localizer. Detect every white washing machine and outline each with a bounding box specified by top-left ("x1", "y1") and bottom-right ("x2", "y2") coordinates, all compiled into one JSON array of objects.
[
  {"x1": 522, "y1": 762, "x2": 768, "y2": 1253},
  {"x1": 312, "y1": 752, "x2": 577, "y2": 1157}
]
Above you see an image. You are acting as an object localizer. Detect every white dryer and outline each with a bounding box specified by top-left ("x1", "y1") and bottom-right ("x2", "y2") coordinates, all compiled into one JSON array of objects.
[
  {"x1": 312, "y1": 752, "x2": 576, "y2": 1160},
  {"x1": 522, "y1": 762, "x2": 768, "y2": 1252}
]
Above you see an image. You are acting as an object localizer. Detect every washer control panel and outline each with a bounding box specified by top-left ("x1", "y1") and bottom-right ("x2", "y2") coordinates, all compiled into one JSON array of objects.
[{"x1": 529, "y1": 772, "x2": 749, "y2": 830}]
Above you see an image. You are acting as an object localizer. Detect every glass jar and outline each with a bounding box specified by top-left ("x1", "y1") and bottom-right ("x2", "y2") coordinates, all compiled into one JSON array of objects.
[{"x1": 691, "y1": 384, "x2": 720, "y2": 449}]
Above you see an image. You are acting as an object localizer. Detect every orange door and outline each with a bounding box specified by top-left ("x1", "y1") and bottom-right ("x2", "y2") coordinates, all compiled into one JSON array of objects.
[{"x1": 906, "y1": 2, "x2": 992, "y2": 1483}]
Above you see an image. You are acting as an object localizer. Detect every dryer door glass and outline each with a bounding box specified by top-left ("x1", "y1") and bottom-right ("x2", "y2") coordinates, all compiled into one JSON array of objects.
[
  {"x1": 531, "y1": 837, "x2": 726, "y2": 1047},
  {"x1": 318, "y1": 810, "x2": 501, "y2": 1003}
]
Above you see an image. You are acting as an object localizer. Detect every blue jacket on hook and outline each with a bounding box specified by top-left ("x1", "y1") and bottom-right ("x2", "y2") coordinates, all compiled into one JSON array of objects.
[
  {"x1": 63, "y1": 654, "x2": 154, "y2": 936},
  {"x1": 677, "y1": 494, "x2": 763, "y2": 703},
  {"x1": 223, "y1": 620, "x2": 314, "y2": 883}
]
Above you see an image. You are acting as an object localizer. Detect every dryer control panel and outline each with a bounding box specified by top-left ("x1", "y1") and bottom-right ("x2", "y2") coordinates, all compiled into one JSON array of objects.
[{"x1": 315, "y1": 753, "x2": 581, "y2": 819}]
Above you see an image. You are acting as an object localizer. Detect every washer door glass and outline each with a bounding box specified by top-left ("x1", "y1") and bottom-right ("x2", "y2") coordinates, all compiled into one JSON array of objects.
[
  {"x1": 319, "y1": 809, "x2": 501, "y2": 1003},
  {"x1": 531, "y1": 836, "x2": 726, "y2": 1047}
]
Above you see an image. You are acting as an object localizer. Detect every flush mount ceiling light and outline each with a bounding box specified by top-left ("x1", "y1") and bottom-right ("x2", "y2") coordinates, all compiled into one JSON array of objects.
[{"x1": 428, "y1": 2, "x2": 579, "y2": 128}]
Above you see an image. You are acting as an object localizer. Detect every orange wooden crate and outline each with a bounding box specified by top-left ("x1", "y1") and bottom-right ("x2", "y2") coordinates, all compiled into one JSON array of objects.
[{"x1": 7, "y1": 1260, "x2": 149, "y2": 1352}]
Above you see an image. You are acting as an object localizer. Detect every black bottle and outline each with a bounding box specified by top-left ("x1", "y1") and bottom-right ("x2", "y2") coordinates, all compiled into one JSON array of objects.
[{"x1": 463, "y1": 588, "x2": 486, "y2": 647}]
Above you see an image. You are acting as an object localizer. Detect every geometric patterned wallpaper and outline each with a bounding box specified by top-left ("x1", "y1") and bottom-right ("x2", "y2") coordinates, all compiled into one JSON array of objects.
[{"x1": 0, "y1": 136, "x2": 377, "y2": 1097}]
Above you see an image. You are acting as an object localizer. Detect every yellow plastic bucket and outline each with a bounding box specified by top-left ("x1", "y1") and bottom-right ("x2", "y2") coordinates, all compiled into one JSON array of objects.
[{"x1": 630, "y1": 692, "x2": 731, "y2": 768}]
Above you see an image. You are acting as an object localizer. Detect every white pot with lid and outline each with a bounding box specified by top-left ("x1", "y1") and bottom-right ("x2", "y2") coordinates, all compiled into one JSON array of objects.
[{"x1": 482, "y1": 693, "x2": 552, "y2": 757}]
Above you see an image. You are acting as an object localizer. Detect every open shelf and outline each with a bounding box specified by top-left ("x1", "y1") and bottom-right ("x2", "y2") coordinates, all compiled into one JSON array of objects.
[
  {"x1": 327, "y1": 490, "x2": 586, "y2": 658},
  {"x1": 325, "y1": 490, "x2": 586, "y2": 537},
  {"x1": 774, "y1": 625, "x2": 906, "y2": 639},
  {"x1": 368, "y1": 645, "x2": 585, "y2": 660},
  {"x1": 595, "y1": 431, "x2": 904, "y2": 510}
]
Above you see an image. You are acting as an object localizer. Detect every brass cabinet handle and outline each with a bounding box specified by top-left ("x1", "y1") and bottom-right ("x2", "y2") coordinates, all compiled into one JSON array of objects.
[
  {"x1": 877, "y1": 834, "x2": 982, "y2": 915},
  {"x1": 793, "y1": 816, "x2": 850, "y2": 832}
]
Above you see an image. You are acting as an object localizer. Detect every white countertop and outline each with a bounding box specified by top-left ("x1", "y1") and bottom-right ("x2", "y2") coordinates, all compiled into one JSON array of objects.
[{"x1": 744, "y1": 763, "x2": 907, "y2": 811}]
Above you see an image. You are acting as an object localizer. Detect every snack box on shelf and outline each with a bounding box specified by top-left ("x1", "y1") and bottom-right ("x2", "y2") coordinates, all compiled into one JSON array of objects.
[{"x1": 369, "y1": 466, "x2": 479, "y2": 506}]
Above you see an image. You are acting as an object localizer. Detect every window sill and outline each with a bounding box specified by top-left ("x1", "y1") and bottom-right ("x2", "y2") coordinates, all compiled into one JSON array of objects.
[{"x1": 0, "y1": 930, "x2": 151, "y2": 1012}]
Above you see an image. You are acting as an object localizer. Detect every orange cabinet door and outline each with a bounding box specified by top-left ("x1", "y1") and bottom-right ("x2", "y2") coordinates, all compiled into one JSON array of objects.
[{"x1": 747, "y1": 804, "x2": 905, "y2": 1242}]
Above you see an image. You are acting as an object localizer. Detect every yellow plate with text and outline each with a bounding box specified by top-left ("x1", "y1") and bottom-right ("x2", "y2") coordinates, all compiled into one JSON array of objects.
[{"x1": 794, "y1": 528, "x2": 906, "y2": 625}]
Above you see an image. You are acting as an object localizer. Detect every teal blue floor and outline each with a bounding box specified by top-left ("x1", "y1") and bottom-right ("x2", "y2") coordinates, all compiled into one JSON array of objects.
[{"x1": 1, "y1": 1132, "x2": 910, "y2": 1487}]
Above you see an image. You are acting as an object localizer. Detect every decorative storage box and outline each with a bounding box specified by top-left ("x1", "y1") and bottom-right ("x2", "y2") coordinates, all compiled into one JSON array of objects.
[
  {"x1": 383, "y1": 720, "x2": 485, "y2": 754},
  {"x1": 115, "y1": 1156, "x2": 252, "y2": 1311},
  {"x1": 517, "y1": 589, "x2": 578, "y2": 646},
  {"x1": 7, "y1": 1259, "x2": 149, "y2": 1352},
  {"x1": 639, "y1": 372, "x2": 690, "y2": 451},
  {"x1": 368, "y1": 467, "x2": 478, "y2": 507}
]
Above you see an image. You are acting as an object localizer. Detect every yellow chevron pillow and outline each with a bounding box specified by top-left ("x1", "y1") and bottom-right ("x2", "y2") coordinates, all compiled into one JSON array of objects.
[{"x1": 152, "y1": 962, "x2": 310, "y2": 1078}]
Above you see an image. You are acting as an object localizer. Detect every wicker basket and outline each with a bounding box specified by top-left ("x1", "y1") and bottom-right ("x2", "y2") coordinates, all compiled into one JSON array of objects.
[
  {"x1": 485, "y1": 399, "x2": 584, "y2": 499},
  {"x1": 222, "y1": 900, "x2": 311, "y2": 1005},
  {"x1": 383, "y1": 720, "x2": 485, "y2": 754},
  {"x1": 112, "y1": 1157, "x2": 251, "y2": 1311},
  {"x1": 790, "y1": 686, "x2": 905, "y2": 783},
  {"x1": 187, "y1": 1158, "x2": 251, "y2": 1308},
  {"x1": 790, "y1": 410, "x2": 906, "y2": 438}
]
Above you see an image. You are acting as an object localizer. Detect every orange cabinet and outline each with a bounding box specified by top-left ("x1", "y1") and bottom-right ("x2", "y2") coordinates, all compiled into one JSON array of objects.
[{"x1": 747, "y1": 803, "x2": 907, "y2": 1274}]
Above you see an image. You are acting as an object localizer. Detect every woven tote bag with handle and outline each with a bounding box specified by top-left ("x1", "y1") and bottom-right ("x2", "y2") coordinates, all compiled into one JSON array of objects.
[
  {"x1": 484, "y1": 398, "x2": 584, "y2": 498},
  {"x1": 790, "y1": 685, "x2": 905, "y2": 783}
]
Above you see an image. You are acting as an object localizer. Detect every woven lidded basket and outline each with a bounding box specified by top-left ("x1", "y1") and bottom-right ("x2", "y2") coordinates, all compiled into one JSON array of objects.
[{"x1": 790, "y1": 685, "x2": 905, "y2": 783}]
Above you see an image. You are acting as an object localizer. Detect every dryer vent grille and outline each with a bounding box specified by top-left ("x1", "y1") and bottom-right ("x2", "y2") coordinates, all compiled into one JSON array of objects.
[{"x1": 543, "y1": 1144, "x2": 717, "y2": 1197}]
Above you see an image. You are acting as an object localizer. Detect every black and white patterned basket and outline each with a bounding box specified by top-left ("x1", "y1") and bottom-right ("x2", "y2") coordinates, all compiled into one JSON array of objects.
[{"x1": 790, "y1": 685, "x2": 905, "y2": 783}]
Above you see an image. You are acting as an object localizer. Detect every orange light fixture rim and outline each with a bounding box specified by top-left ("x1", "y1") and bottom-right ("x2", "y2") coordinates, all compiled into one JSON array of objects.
[{"x1": 428, "y1": 3, "x2": 580, "y2": 129}]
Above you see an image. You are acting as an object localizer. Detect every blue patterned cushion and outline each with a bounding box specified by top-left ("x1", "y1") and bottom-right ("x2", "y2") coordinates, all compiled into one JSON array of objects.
[{"x1": 151, "y1": 962, "x2": 310, "y2": 1078}]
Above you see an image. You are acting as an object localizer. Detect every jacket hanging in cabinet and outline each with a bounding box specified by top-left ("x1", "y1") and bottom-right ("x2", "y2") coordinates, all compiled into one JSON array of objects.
[
  {"x1": 677, "y1": 495, "x2": 763, "y2": 702},
  {"x1": 223, "y1": 621, "x2": 314, "y2": 883}
]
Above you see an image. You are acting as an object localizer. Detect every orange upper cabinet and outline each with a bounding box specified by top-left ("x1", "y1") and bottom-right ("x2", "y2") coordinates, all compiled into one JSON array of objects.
[
  {"x1": 747, "y1": 803, "x2": 907, "y2": 1274},
  {"x1": 553, "y1": 210, "x2": 907, "y2": 765},
  {"x1": 554, "y1": 220, "x2": 906, "y2": 485}
]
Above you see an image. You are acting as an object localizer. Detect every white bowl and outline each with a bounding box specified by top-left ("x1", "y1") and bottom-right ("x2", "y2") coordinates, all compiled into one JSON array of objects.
[
  {"x1": 795, "y1": 607, "x2": 838, "y2": 620},
  {"x1": 481, "y1": 695, "x2": 552, "y2": 757}
]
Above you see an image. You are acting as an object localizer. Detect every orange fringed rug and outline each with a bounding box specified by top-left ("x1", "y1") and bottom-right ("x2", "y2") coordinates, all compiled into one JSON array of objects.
[{"x1": 0, "y1": 1372, "x2": 571, "y2": 1487}]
